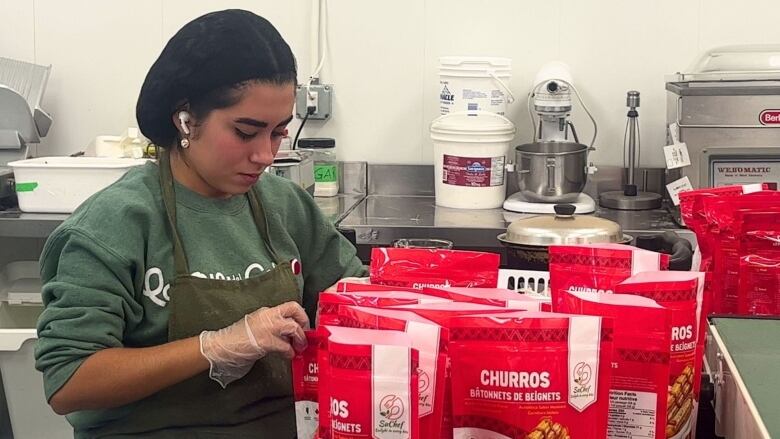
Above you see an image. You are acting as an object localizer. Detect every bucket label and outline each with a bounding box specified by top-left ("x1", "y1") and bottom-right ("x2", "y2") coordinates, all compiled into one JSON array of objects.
[{"x1": 442, "y1": 154, "x2": 505, "y2": 187}]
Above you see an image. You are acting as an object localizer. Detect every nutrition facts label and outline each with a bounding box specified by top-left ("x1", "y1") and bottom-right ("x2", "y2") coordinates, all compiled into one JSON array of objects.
[{"x1": 608, "y1": 390, "x2": 657, "y2": 438}]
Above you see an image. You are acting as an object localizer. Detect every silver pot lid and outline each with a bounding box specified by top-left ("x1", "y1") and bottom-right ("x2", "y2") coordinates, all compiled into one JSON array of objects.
[{"x1": 498, "y1": 204, "x2": 623, "y2": 246}]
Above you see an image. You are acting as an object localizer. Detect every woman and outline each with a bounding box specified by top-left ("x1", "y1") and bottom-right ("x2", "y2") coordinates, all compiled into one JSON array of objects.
[{"x1": 34, "y1": 9, "x2": 365, "y2": 438}]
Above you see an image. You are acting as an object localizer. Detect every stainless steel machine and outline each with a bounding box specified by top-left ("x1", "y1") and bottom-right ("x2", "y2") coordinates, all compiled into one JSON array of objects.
[
  {"x1": 599, "y1": 91, "x2": 663, "y2": 210},
  {"x1": 665, "y1": 45, "x2": 780, "y2": 191},
  {"x1": 504, "y1": 62, "x2": 599, "y2": 214},
  {"x1": 0, "y1": 57, "x2": 52, "y2": 203}
]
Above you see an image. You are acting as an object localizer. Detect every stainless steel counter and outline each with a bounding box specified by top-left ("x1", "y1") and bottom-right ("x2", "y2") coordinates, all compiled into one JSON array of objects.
[
  {"x1": 338, "y1": 195, "x2": 692, "y2": 248},
  {"x1": 0, "y1": 194, "x2": 366, "y2": 239}
]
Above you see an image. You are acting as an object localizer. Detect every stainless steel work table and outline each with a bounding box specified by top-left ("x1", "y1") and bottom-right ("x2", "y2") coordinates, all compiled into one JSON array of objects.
[
  {"x1": 338, "y1": 195, "x2": 692, "y2": 248},
  {"x1": 0, "y1": 193, "x2": 365, "y2": 239}
]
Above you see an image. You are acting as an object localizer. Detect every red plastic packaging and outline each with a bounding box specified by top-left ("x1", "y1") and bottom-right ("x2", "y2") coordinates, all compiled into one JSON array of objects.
[
  {"x1": 701, "y1": 194, "x2": 780, "y2": 313},
  {"x1": 423, "y1": 286, "x2": 552, "y2": 311},
  {"x1": 448, "y1": 312, "x2": 613, "y2": 439},
  {"x1": 293, "y1": 331, "x2": 324, "y2": 439},
  {"x1": 614, "y1": 271, "x2": 705, "y2": 439},
  {"x1": 317, "y1": 290, "x2": 450, "y2": 325},
  {"x1": 739, "y1": 255, "x2": 780, "y2": 315},
  {"x1": 557, "y1": 290, "x2": 671, "y2": 439},
  {"x1": 549, "y1": 244, "x2": 669, "y2": 311},
  {"x1": 335, "y1": 281, "x2": 422, "y2": 293},
  {"x1": 737, "y1": 211, "x2": 780, "y2": 315},
  {"x1": 319, "y1": 326, "x2": 420, "y2": 439},
  {"x1": 369, "y1": 248, "x2": 501, "y2": 289},
  {"x1": 335, "y1": 306, "x2": 447, "y2": 438}
]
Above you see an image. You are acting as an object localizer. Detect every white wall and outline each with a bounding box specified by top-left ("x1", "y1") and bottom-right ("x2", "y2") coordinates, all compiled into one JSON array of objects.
[{"x1": 2, "y1": 0, "x2": 780, "y2": 167}]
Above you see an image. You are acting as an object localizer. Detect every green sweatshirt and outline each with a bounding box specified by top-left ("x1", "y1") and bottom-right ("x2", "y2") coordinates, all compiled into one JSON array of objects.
[{"x1": 34, "y1": 161, "x2": 365, "y2": 433}]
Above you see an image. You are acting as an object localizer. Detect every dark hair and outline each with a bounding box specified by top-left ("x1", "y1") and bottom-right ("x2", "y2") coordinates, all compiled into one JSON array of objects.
[{"x1": 136, "y1": 10, "x2": 297, "y2": 148}]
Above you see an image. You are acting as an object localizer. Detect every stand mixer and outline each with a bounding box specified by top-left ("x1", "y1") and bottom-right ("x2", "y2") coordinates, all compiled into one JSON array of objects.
[{"x1": 503, "y1": 62, "x2": 598, "y2": 214}]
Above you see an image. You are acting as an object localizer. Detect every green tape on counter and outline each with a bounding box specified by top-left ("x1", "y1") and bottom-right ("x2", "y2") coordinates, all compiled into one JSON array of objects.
[{"x1": 15, "y1": 182, "x2": 38, "y2": 192}]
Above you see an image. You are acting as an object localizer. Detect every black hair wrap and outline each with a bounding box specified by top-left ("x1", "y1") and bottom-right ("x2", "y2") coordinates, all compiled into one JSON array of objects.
[{"x1": 136, "y1": 9, "x2": 296, "y2": 147}]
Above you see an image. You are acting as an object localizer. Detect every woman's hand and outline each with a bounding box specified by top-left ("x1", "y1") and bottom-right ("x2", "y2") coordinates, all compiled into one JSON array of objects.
[{"x1": 199, "y1": 301, "x2": 310, "y2": 388}]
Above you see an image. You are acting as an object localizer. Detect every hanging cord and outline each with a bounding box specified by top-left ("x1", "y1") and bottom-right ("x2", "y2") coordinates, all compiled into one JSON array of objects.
[
  {"x1": 307, "y1": 0, "x2": 328, "y2": 88},
  {"x1": 568, "y1": 81, "x2": 598, "y2": 148},
  {"x1": 292, "y1": 111, "x2": 311, "y2": 150}
]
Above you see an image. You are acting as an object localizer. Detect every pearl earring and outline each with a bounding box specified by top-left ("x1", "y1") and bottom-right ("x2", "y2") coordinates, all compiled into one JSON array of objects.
[{"x1": 180, "y1": 138, "x2": 190, "y2": 148}]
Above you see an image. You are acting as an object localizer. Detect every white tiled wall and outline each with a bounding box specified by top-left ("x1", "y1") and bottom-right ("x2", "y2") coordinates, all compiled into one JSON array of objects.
[{"x1": 2, "y1": 0, "x2": 780, "y2": 167}]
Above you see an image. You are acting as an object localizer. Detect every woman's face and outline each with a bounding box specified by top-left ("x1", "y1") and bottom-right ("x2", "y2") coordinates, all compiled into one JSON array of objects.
[{"x1": 175, "y1": 82, "x2": 295, "y2": 198}]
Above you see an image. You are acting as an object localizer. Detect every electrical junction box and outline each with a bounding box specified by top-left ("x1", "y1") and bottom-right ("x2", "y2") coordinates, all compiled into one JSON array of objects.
[{"x1": 295, "y1": 83, "x2": 333, "y2": 120}]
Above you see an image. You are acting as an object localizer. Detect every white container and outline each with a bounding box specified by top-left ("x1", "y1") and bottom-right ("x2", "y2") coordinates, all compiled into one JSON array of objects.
[
  {"x1": 0, "y1": 304, "x2": 72, "y2": 439},
  {"x1": 439, "y1": 56, "x2": 514, "y2": 115},
  {"x1": 8, "y1": 157, "x2": 150, "y2": 213},
  {"x1": 430, "y1": 111, "x2": 516, "y2": 209}
]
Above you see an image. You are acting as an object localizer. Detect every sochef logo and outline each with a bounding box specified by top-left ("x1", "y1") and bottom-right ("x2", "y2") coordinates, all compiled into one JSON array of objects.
[
  {"x1": 573, "y1": 362, "x2": 592, "y2": 387},
  {"x1": 418, "y1": 369, "x2": 431, "y2": 393},
  {"x1": 759, "y1": 109, "x2": 780, "y2": 125},
  {"x1": 376, "y1": 394, "x2": 409, "y2": 435},
  {"x1": 440, "y1": 84, "x2": 455, "y2": 102},
  {"x1": 379, "y1": 395, "x2": 404, "y2": 421},
  {"x1": 570, "y1": 361, "x2": 595, "y2": 406}
]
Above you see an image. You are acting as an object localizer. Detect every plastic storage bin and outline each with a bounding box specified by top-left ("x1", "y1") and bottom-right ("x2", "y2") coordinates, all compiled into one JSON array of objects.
[
  {"x1": 0, "y1": 261, "x2": 43, "y2": 305},
  {"x1": 0, "y1": 304, "x2": 72, "y2": 438},
  {"x1": 8, "y1": 156, "x2": 150, "y2": 213}
]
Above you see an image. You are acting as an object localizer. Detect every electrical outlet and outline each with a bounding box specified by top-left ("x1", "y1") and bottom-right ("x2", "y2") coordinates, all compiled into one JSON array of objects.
[{"x1": 295, "y1": 84, "x2": 333, "y2": 120}]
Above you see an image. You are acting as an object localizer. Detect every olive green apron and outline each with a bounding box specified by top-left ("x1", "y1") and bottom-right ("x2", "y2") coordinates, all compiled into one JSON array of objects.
[{"x1": 90, "y1": 151, "x2": 301, "y2": 438}]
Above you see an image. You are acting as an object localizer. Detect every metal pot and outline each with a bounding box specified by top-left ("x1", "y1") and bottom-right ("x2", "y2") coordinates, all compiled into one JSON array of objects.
[
  {"x1": 497, "y1": 204, "x2": 632, "y2": 270},
  {"x1": 515, "y1": 141, "x2": 589, "y2": 203}
]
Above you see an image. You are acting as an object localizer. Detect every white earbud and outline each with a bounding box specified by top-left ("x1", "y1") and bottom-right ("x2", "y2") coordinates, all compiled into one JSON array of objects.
[{"x1": 178, "y1": 111, "x2": 191, "y2": 135}]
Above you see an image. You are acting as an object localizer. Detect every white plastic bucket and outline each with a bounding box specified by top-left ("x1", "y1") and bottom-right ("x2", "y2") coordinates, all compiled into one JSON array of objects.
[
  {"x1": 8, "y1": 157, "x2": 150, "y2": 213},
  {"x1": 430, "y1": 111, "x2": 516, "y2": 209},
  {"x1": 439, "y1": 56, "x2": 515, "y2": 116}
]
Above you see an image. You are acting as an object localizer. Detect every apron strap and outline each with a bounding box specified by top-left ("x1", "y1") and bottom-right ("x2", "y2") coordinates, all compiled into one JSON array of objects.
[
  {"x1": 158, "y1": 150, "x2": 191, "y2": 277},
  {"x1": 158, "y1": 149, "x2": 286, "y2": 274},
  {"x1": 246, "y1": 186, "x2": 286, "y2": 266}
]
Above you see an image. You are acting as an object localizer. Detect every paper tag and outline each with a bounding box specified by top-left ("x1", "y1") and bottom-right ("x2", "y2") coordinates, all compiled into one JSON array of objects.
[
  {"x1": 663, "y1": 142, "x2": 691, "y2": 169},
  {"x1": 666, "y1": 176, "x2": 694, "y2": 206},
  {"x1": 668, "y1": 122, "x2": 680, "y2": 144}
]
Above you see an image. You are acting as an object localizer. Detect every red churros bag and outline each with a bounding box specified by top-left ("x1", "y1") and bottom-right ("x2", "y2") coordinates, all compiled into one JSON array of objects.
[
  {"x1": 678, "y1": 183, "x2": 767, "y2": 267},
  {"x1": 701, "y1": 194, "x2": 780, "y2": 313},
  {"x1": 423, "y1": 286, "x2": 552, "y2": 311},
  {"x1": 319, "y1": 326, "x2": 420, "y2": 439},
  {"x1": 390, "y1": 302, "x2": 520, "y2": 326},
  {"x1": 549, "y1": 244, "x2": 669, "y2": 311},
  {"x1": 293, "y1": 331, "x2": 324, "y2": 439},
  {"x1": 370, "y1": 248, "x2": 500, "y2": 289},
  {"x1": 336, "y1": 306, "x2": 447, "y2": 438},
  {"x1": 388, "y1": 302, "x2": 522, "y2": 437},
  {"x1": 336, "y1": 282, "x2": 422, "y2": 293},
  {"x1": 557, "y1": 290, "x2": 671, "y2": 439},
  {"x1": 448, "y1": 312, "x2": 613, "y2": 439},
  {"x1": 739, "y1": 255, "x2": 780, "y2": 315},
  {"x1": 738, "y1": 211, "x2": 780, "y2": 315},
  {"x1": 317, "y1": 290, "x2": 451, "y2": 325},
  {"x1": 615, "y1": 271, "x2": 705, "y2": 439}
]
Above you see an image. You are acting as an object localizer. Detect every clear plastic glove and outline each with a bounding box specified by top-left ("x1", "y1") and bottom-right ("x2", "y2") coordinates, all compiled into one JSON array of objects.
[{"x1": 199, "y1": 301, "x2": 310, "y2": 388}]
